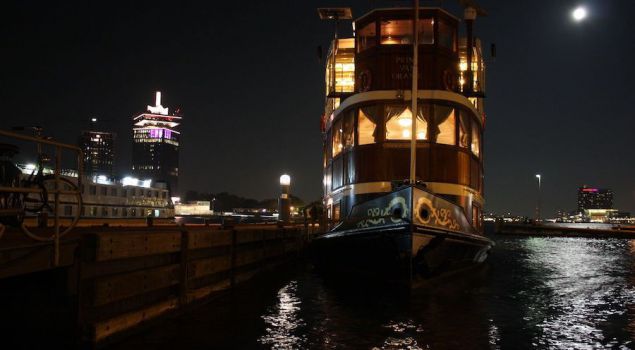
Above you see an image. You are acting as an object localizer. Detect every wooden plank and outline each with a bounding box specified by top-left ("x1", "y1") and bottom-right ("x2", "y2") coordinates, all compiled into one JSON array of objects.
[
  {"x1": 235, "y1": 229, "x2": 263, "y2": 244},
  {"x1": 187, "y1": 229, "x2": 232, "y2": 250},
  {"x1": 94, "y1": 231, "x2": 181, "y2": 261},
  {"x1": 92, "y1": 264, "x2": 180, "y2": 306},
  {"x1": 187, "y1": 255, "x2": 231, "y2": 280},
  {"x1": 80, "y1": 254, "x2": 178, "y2": 279},
  {"x1": 0, "y1": 241, "x2": 77, "y2": 279},
  {"x1": 185, "y1": 278, "x2": 231, "y2": 303},
  {"x1": 262, "y1": 229, "x2": 283, "y2": 241},
  {"x1": 92, "y1": 297, "x2": 178, "y2": 342},
  {"x1": 235, "y1": 247, "x2": 263, "y2": 267}
]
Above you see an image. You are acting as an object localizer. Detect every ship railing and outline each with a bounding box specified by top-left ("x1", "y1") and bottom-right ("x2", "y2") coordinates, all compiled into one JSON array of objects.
[{"x1": 0, "y1": 129, "x2": 83, "y2": 266}]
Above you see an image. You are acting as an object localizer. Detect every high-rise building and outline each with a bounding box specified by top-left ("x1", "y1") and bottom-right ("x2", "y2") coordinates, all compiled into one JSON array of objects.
[
  {"x1": 78, "y1": 118, "x2": 115, "y2": 177},
  {"x1": 132, "y1": 91, "x2": 181, "y2": 194},
  {"x1": 577, "y1": 185, "x2": 613, "y2": 213}
]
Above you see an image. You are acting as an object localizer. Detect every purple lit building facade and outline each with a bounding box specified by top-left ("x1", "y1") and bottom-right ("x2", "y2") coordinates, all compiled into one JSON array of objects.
[{"x1": 132, "y1": 91, "x2": 181, "y2": 195}]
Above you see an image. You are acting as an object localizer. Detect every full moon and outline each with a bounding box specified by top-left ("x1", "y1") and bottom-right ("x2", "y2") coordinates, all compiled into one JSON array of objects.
[{"x1": 572, "y1": 7, "x2": 587, "y2": 21}]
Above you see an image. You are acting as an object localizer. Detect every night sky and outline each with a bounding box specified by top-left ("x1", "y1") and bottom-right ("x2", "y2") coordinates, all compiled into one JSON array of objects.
[{"x1": 1, "y1": 0, "x2": 633, "y2": 217}]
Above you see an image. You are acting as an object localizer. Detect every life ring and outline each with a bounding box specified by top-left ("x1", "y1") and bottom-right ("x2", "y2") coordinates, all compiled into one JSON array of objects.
[
  {"x1": 443, "y1": 69, "x2": 455, "y2": 91},
  {"x1": 357, "y1": 69, "x2": 372, "y2": 92}
]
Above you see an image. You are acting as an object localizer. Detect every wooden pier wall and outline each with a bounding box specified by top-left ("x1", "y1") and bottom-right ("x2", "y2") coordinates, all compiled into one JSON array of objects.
[{"x1": 0, "y1": 224, "x2": 307, "y2": 347}]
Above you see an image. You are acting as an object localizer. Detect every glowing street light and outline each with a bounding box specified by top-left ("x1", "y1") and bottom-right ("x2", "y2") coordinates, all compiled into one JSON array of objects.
[
  {"x1": 572, "y1": 6, "x2": 587, "y2": 22},
  {"x1": 535, "y1": 174, "x2": 542, "y2": 223},
  {"x1": 280, "y1": 174, "x2": 291, "y2": 186},
  {"x1": 278, "y1": 174, "x2": 291, "y2": 223}
]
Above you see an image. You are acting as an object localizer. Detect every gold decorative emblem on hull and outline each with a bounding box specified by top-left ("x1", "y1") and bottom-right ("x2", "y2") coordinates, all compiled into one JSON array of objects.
[
  {"x1": 414, "y1": 197, "x2": 462, "y2": 231},
  {"x1": 356, "y1": 196, "x2": 409, "y2": 229}
]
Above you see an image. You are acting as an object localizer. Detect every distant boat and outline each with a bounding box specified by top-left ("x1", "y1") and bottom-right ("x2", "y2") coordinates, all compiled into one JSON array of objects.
[{"x1": 313, "y1": 2, "x2": 494, "y2": 285}]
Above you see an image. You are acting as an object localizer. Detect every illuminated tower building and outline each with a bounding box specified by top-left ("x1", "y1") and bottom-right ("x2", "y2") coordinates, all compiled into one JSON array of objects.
[
  {"x1": 132, "y1": 91, "x2": 181, "y2": 194},
  {"x1": 78, "y1": 118, "x2": 115, "y2": 177},
  {"x1": 577, "y1": 185, "x2": 613, "y2": 213}
]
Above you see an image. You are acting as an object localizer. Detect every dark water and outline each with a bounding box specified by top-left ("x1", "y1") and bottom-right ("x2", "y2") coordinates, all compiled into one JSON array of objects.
[{"x1": 113, "y1": 230, "x2": 635, "y2": 349}]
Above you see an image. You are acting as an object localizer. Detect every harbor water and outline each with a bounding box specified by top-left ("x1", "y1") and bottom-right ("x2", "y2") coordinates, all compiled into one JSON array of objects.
[{"x1": 112, "y1": 226, "x2": 635, "y2": 349}]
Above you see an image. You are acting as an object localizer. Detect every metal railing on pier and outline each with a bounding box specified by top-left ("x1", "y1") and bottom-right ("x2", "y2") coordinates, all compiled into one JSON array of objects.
[{"x1": 0, "y1": 129, "x2": 83, "y2": 266}]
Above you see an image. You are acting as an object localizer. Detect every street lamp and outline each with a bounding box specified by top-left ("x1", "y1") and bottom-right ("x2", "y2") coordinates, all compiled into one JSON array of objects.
[
  {"x1": 535, "y1": 174, "x2": 542, "y2": 223},
  {"x1": 278, "y1": 174, "x2": 291, "y2": 223}
]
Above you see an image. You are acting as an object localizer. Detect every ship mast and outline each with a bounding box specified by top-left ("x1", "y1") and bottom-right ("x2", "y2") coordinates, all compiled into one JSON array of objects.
[{"x1": 409, "y1": 0, "x2": 419, "y2": 184}]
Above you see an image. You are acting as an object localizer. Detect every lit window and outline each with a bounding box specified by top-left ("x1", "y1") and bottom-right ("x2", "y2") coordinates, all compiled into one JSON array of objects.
[
  {"x1": 343, "y1": 110, "x2": 354, "y2": 149},
  {"x1": 459, "y1": 112, "x2": 470, "y2": 148},
  {"x1": 358, "y1": 108, "x2": 376, "y2": 145},
  {"x1": 332, "y1": 119, "x2": 343, "y2": 157},
  {"x1": 435, "y1": 107, "x2": 456, "y2": 145},
  {"x1": 357, "y1": 22, "x2": 376, "y2": 52},
  {"x1": 471, "y1": 120, "x2": 480, "y2": 157},
  {"x1": 385, "y1": 106, "x2": 427, "y2": 141},
  {"x1": 381, "y1": 19, "x2": 412, "y2": 45}
]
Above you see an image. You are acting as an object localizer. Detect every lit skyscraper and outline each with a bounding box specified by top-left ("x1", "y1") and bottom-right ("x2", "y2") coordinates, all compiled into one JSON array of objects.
[
  {"x1": 132, "y1": 91, "x2": 181, "y2": 194},
  {"x1": 78, "y1": 118, "x2": 115, "y2": 177}
]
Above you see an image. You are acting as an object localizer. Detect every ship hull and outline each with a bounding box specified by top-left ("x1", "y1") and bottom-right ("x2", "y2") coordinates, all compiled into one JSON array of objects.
[
  {"x1": 311, "y1": 224, "x2": 492, "y2": 284},
  {"x1": 311, "y1": 186, "x2": 493, "y2": 285}
]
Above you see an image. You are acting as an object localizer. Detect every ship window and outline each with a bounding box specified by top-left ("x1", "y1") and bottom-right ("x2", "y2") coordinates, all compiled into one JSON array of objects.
[
  {"x1": 122, "y1": 208, "x2": 128, "y2": 217},
  {"x1": 102, "y1": 207, "x2": 108, "y2": 217},
  {"x1": 112, "y1": 207, "x2": 119, "y2": 216},
  {"x1": 385, "y1": 106, "x2": 427, "y2": 140},
  {"x1": 343, "y1": 110, "x2": 355, "y2": 149},
  {"x1": 333, "y1": 202, "x2": 341, "y2": 222},
  {"x1": 357, "y1": 22, "x2": 377, "y2": 52},
  {"x1": 419, "y1": 18, "x2": 434, "y2": 45},
  {"x1": 381, "y1": 19, "x2": 412, "y2": 45},
  {"x1": 459, "y1": 111, "x2": 470, "y2": 148},
  {"x1": 325, "y1": 165, "x2": 332, "y2": 193},
  {"x1": 438, "y1": 19, "x2": 455, "y2": 51},
  {"x1": 332, "y1": 119, "x2": 343, "y2": 157},
  {"x1": 433, "y1": 106, "x2": 456, "y2": 145},
  {"x1": 471, "y1": 120, "x2": 480, "y2": 157},
  {"x1": 358, "y1": 108, "x2": 377, "y2": 145},
  {"x1": 326, "y1": 130, "x2": 333, "y2": 160}
]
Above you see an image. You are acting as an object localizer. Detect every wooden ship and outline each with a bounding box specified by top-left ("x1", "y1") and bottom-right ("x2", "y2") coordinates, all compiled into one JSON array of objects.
[{"x1": 313, "y1": 1, "x2": 494, "y2": 284}]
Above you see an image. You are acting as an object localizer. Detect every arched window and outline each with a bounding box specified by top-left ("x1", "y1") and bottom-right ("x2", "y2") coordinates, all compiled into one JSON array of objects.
[
  {"x1": 471, "y1": 120, "x2": 480, "y2": 157},
  {"x1": 358, "y1": 108, "x2": 377, "y2": 145},
  {"x1": 385, "y1": 105, "x2": 427, "y2": 140},
  {"x1": 432, "y1": 106, "x2": 456, "y2": 145}
]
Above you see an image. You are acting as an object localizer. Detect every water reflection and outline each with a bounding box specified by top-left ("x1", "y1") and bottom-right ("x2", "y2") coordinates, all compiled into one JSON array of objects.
[
  {"x1": 521, "y1": 238, "x2": 635, "y2": 349},
  {"x1": 259, "y1": 281, "x2": 306, "y2": 349},
  {"x1": 108, "y1": 233, "x2": 635, "y2": 349}
]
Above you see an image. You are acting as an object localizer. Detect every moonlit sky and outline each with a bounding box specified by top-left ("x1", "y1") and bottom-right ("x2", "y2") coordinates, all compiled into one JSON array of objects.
[{"x1": 0, "y1": 1, "x2": 633, "y2": 216}]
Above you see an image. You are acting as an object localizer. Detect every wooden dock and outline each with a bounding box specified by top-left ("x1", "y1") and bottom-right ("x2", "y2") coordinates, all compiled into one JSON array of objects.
[{"x1": 0, "y1": 223, "x2": 310, "y2": 347}]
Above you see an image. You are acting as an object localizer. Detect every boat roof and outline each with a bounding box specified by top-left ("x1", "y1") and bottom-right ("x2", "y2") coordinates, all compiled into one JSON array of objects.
[{"x1": 355, "y1": 7, "x2": 460, "y2": 24}]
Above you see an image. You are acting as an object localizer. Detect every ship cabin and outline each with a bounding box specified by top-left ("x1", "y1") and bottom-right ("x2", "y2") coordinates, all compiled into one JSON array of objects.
[{"x1": 322, "y1": 7, "x2": 486, "y2": 233}]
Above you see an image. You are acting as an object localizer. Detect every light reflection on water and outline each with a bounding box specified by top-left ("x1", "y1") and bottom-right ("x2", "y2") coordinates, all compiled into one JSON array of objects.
[
  {"x1": 109, "y1": 233, "x2": 635, "y2": 349},
  {"x1": 521, "y1": 238, "x2": 635, "y2": 349},
  {"x1": 255, "y1": 236, "x2": 635, "y2": 349},
  {"x1": 259, "y1": 281, "x2": 306, "y2": 349}
]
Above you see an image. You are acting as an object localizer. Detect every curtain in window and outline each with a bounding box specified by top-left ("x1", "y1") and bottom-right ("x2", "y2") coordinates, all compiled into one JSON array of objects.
[{"x1": 430, "y1": 105, "x2": 454, "y2": 142}]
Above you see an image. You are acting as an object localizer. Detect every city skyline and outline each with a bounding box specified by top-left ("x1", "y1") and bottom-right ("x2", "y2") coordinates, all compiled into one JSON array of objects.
[{"x1": 0, "y1": 0, "x2": 633, "y2": 216}]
